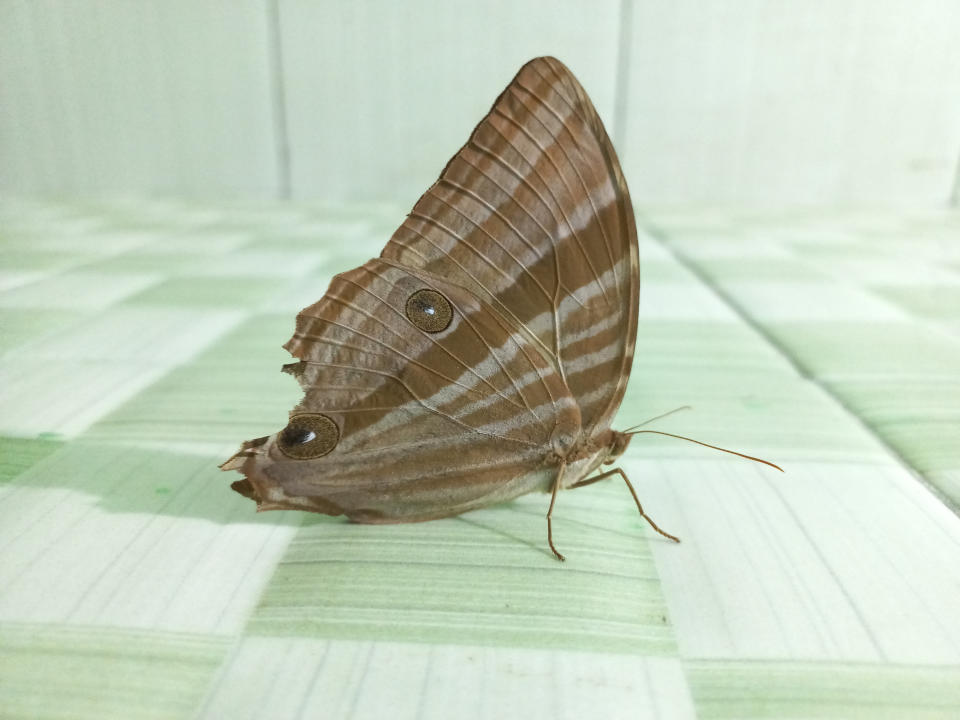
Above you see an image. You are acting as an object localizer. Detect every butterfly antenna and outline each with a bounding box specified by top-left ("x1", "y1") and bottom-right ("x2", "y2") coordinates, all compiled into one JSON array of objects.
[
  {"x1": 626, "y1": 430, "x2": 784, "y2": 472},
  {"x1": 623, "y1": 405, "x2": 692, "y2": 433}
]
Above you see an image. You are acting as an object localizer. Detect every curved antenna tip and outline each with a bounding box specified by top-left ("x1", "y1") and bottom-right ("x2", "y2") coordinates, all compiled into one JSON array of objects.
[{"x1": 627, "y1": 430, "x2": 783, "y2": 473}]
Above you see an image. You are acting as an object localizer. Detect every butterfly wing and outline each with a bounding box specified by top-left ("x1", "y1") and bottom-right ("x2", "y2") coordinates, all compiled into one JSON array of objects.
[
  {"x1": 223, "y1": 259, "x2": 580, "y2": 521},
  {"x1": 382, "y1": 56, "x2": 639, "y2": 438},
  {"x1": 223, "y1": 57, "x2": 635, "y2": 520}
]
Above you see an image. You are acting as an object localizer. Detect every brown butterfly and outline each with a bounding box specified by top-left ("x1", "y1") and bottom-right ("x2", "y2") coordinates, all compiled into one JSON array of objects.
[{"x1": 221, "y1": 56, "x2": 779, "y2": 560}]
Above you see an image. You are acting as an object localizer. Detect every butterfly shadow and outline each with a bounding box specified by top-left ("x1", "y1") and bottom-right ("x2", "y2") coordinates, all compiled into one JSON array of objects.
[
  {"x1": 5, "y1": 438, "x2": 300, "y2": 527},
  {"x1": 454, "y1": 512, "x2": 547, "y2": 559},
  {"x1": 502, "y1": 499, "x2": 680, "y2": 553}
]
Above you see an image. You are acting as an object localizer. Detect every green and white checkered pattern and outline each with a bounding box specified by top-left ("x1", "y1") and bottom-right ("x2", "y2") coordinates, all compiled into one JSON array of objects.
[{"x1": 1, "y1": 198, "x2": 959, "y2": 719}]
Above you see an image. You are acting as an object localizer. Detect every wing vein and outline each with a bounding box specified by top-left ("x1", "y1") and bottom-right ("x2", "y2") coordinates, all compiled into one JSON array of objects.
[
  {"x1": 293, "y1": 322, "x2": 497, "y2": 405},
  {"x1": 427, "y1": 183, "x2": 553, "y2": 303},
  {"x1": 520, "y1": 66, "x2": 620, "y2": 297},
  {"x1": 492, "y1": 104, "x2": 609, "y2": 304},
  {"x1": 407, "y1": 210, "x2": 515, "y2": 284},
  {"x1": 443, "y1": 292, "x2": 548, "y2": 431},
  {"x1": 304, "y1": 361, "x2": 538, "y2": 447},
  {"x1": 346, "y1": 269, "x2": 527, "y2": 410}
]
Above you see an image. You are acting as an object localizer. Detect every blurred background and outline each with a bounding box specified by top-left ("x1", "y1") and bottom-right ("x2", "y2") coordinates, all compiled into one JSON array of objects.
[{"x1": 2, "y1": 0, "x2": 959, "y2": 209}]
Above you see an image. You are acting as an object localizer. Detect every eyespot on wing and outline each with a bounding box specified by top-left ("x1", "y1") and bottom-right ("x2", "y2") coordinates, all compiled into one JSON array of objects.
[
  {"x1": 276, "y1": 413, "x2": 340, "y2": 459},
  {"x1": 405, "y1": 288, "x2": 453, "y2": 332}
]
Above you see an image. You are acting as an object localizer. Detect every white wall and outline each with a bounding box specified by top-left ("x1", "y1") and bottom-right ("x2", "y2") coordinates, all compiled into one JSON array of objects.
[
  {"x1": 0, "y1": 0, "x2": 280, "y2": 198},
  {"x1": 624, "y1": 0, "x2": 960, "y2": 207},
  {"x1": 276, "y1": 0, "x2": 622, "y2": 210},
  {"x1": 2, "y1": 0, "x2": 959, "y2": 207}
]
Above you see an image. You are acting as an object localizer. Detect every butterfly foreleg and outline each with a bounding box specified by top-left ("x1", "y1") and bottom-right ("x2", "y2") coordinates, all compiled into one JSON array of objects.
[
  {"x1": 570, "y1": 467, "x2": 681, "y2": 544},
  {"x1": 546, "y1": 462, "x2": 567, "y2": 561}
]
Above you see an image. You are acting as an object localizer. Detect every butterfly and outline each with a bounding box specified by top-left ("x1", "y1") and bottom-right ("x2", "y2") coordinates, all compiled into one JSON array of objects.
[{"x1": 221, "y1": 56, "x2": 780, "y2": 560}]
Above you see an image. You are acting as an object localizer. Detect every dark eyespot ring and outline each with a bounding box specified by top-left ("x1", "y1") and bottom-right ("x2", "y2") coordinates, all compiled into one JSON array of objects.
[
  {"x1": 405, "y1": 288, "x2": 452, "y2": 333},
  {"x1": 277, "y1": 413, "x2": 339, "y2": 459}
]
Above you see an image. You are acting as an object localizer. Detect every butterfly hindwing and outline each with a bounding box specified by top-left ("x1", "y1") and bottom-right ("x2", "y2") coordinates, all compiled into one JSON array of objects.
[{"x1": 227, "y1": 259, "x2": 580, "y2": 521}]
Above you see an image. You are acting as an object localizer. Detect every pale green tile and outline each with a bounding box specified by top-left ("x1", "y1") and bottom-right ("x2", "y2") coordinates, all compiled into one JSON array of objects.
[
  {"x1": 84, "y1": 362, "x2": 297, "y2": 445},
  {"x1": 764, "y1": 322, "x2": 960, "y2": 376},
  {"x1": 869, "y1": 420, "x2": 960, "y2": 476},
  {"x1": 85, "y1": 315, "x2": 299, "y2": 445},
  {"x1": 787, "y1": 241, "x2": 873, "y2": 258},
  {"x1": 0, "y1": 272, "x2": 159, "y2": 309},
  {"x1": 8, "y1": 440, "x2": 292, "y2": 524},
  {"x1": 824, "y1": 377, "x2": 960, "y2": 423},
  {"x1": 928, "y1": 470, "x2": 960, "y2": 506},
  {"x1": 687, "y1": 660, "x2": 960, "y2": 720},
  {"x1": 820, "y1": 377, "x2": 960, "y2": 497},
  {"x1": 623, "y1": 321, "x2": 882, "y2": 461},
  {"x1": 0, "y1": 308, "x2": 88, "y2": 352},
  {"x1": 248, "y1": 492, "x2": 677, "y2": 654},
  {"x1": 86, "y1": 252, "x2": 202, "y2": 274},
  {"x1": 624, "y1": 367, "x2": 884, "y2": 462},
  {"x1": 0, "y1": 436, "x2": 64, "y2": 484},
  {"x1": 0, "y1": 623, "x2": 228, "y2": 720},
  {"x1": 0, "y1": 248, "x2": 93, "y2": 272},
  {"x1": 123, "y1": 275, "x2": 281, "y2": 309},
  {"x1": 690, "y1": 257, "x2": 828, "y2": 282},
  {"x1": 188, "y1": 313, "x2": 295, "y2": 368},
  {"x1": 872, "y1": 285, "x2": 960, "y2": 321},
  {"x1": 634, "y1": 320, "x2": 789, "y2": 372},
  {"x1": 15, "y1": 308, "x2": 238, "y2": 367},
  {"x1": 638, "y1": 260, "x2": 695, "y2": 282}
]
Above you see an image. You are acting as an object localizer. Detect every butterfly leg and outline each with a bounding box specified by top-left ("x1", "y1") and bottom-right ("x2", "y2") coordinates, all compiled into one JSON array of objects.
[
  {"x1": 570, "y1": 468, "x2": 681, "y2": 543},
  {"x1": 546, "y1": 462, "x2": 567, "y2": 561}
]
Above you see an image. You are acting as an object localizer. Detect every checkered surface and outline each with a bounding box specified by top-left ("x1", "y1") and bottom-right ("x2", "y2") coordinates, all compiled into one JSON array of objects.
[{"x1": 1, "y1": 198, "x2": 958, "y2": 719}]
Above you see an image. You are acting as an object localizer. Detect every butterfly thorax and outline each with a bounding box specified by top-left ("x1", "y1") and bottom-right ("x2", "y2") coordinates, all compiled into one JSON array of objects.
[
  {"x1": 548, "y1": 428, "x2": 633, "y2": 491},
  {"x1": 560, "y1": 429, "x2": 631, "y2": 463}
]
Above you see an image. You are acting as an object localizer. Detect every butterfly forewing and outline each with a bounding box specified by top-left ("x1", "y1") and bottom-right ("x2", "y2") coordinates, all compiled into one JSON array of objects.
[{"x1": 381, "y1": 56, "x2": 638, "y2": 437}]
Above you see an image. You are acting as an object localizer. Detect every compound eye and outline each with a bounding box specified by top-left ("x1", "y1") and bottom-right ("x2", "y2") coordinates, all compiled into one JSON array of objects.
[
  {"x1": 277, "y1": 414, "x2": 339, "y2": 459},
  {"x1": 405, "y1": 289, "x2": 452, "y2": 333}
]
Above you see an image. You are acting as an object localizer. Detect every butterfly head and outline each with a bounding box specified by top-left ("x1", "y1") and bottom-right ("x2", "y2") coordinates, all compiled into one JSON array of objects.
[{"x1": 603, "y1": 429, "x2": 633, "y2": 465}]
